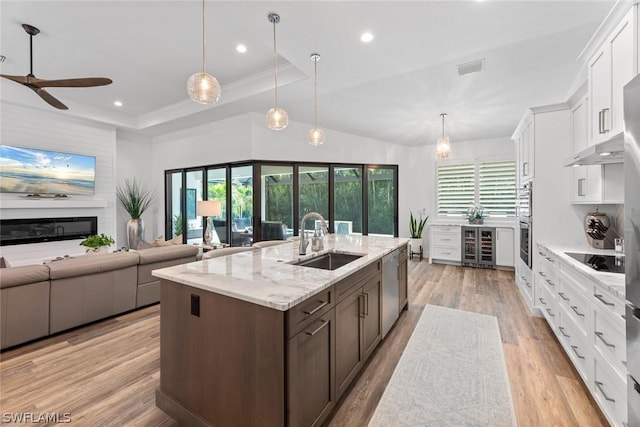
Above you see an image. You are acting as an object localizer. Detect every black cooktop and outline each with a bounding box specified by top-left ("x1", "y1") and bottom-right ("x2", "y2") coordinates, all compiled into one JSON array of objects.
[{"x1": 565, "y1": 252, "x2": 625, "y2": 274}]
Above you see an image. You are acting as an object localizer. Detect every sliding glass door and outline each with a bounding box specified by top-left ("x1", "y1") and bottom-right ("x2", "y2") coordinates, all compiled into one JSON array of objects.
[
  {"x1": 231, "y1": 165, "x2": 253, "y2": 246},
  {"x1": 333, "y1": 165, "x2": 363, "y2": 235},
  {"x1": 367, "y1": 166, "x2": 397, "y2": 236},
  {"x1": 299, "y1": 165, "x2": 329, "y2": 234},
  {"x1": 207, "y1": 167, "x2": 227, "y2": 244},
  {"x1": 261, "y1": 164, "x2": 294, "y2": 240}
]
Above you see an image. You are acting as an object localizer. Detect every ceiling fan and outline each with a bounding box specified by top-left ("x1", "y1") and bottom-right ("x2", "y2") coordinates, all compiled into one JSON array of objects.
[{"x1": 0, "y1": 24, "x2": 112, "y2": 110}]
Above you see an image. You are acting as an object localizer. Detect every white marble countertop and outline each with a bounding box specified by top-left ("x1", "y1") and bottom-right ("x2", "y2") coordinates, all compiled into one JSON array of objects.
[
  {"x1": 430, "y1": 221, "x2": 516, "y2": 228},
  {"x1": 152, "y1": 235, "x2": 409, "y2": 311},
  {"x1": 537, "y1": 242, "x2": 625, "y2": 299}
]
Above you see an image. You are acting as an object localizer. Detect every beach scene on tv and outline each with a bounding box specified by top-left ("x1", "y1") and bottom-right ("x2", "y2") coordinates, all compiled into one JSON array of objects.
[{"x1": 0, "y1": 145, "x2": 96, "y2": 195}]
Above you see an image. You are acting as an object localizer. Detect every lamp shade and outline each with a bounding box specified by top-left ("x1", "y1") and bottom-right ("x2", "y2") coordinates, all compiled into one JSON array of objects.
[
  {"x1": 266, "y1": 106, "x2": 288, "y2": 130},
  {"x1": 197, "y1": 200, "x2": 222, "y2": 217},
  {"x1": 308, "y1": 127, "x2": 325, "y2": 145}
]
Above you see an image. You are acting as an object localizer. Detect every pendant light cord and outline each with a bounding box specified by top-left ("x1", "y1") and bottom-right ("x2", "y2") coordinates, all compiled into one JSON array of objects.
[
  {"x1": 202, "y1": 0, "x2": 206, "y2": 74},
  {"x1": 273, "y1": 19, "x2": 279, "y2": 108},
  {"x1": 314, "y1": 58, "x2": 318, "y2": 128},
  {"x1": 441, "y1": 113, "x2": 446, "y2": 137}
]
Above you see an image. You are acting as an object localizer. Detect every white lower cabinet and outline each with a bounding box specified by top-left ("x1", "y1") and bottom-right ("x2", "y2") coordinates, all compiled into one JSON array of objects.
[
  {"x1": 496, "y1": 227, "x2": 514, "y2": 267},
  {"x1": 429, "y1": 226, "x2": 461, "y2": 264},
  {"x1": 536, "y1": 244, "x2": 627, "y2": 427}
]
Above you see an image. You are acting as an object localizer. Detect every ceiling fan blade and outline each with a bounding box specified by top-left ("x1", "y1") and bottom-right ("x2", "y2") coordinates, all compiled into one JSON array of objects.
[
  {"x1": 0, "y1": 74, "x2": 33, "y2": 84},
  {"x1": 34, "y1": 77, "x2": 113, "y2": 88},
  {"x1": 28, "y1": 86, "x2": 68, "y2": 110}
]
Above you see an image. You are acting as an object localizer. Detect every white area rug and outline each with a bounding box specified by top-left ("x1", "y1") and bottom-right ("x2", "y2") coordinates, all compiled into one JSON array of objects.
[{"x1": 368, "y1": 305, "x2": 517, "y2": 427}]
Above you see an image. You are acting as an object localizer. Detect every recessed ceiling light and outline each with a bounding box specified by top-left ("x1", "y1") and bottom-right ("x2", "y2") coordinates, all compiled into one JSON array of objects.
[
  {"x1": 573, "y1": 164, "x2": 581, "y2": 167},
  {"x1": 360, "y1": 32, "x2": 374, "y2": 43},
  {"x1": 599, "y1": 151, "x2": 612, "y2": 156},
  {"x1": 236, "y1": 44, "x2": 247, "y2": 53},
  {"x1": 113, "y1": 100, "x2": 123, "y2": 107}
]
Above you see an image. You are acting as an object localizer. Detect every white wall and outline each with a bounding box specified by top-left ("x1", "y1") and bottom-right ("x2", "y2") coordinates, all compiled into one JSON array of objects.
[
  {"x1": 115, "y1": 130, "x2": 155, "y2": 246},
  {"x1": 0, "y1": 103, "x2": 117, "y2": 265}
]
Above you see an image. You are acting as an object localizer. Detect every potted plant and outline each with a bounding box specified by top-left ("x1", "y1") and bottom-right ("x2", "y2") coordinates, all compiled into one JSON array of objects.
[
  {"x1": 467, "y1": 203, "x2": 486, "y2": 224},
  {"x1": 409, "y1": 211, "x2": 429, "y2": 253},
  {"x1": 117, "y1": 178, "x2": 155, "y2": 250},
  {"x1": 80, "y1": 233, "x2": 115, "y2": 254}
]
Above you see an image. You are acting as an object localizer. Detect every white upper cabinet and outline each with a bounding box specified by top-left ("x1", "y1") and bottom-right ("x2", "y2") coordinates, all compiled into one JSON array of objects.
[
  {"x1": 513, "y1": 112, "x2": 534, "y2": 184},
  {"x1": 570, "y1": 95, "x2": 602, "y2": 202},
  {"x1": 588, "y1": 7, "x2": 637, "y2": 145}
]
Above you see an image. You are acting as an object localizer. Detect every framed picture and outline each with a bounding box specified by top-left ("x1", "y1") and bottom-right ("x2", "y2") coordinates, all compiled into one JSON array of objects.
[{"x1": 186, "y1": 188, "x2": 197, "y2": 220}]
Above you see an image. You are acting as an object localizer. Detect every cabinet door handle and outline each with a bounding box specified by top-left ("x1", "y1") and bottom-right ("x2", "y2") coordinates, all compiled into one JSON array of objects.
[
  {"x1": 539, "y1": 271, "x2": 547, "y2": 277},
  {"x1": 545, "y1": 256, "x2": 554, "y2": 263},
  {"x1": 525, "y1": 280, "x2": 531, "y2": 289},
  {"x1": 570, "y1": 345, "x2": 585, "y2": 359},
  {"x1": 594, "y1": 294, "x2": 614, "y2": 307},
  {"x1": 303, "y1": 300, "x2": 329, "y2": 316},
  {"x1": 558, "y1": 292, "x2": 570, "y2": 301},
  {"x1": 578, "y1": 178, "x2": 586, "y2": 197},
  {"x1": 305, "y1": 319, "x2": 329, "y2": 336},
  {"x1": 558, "y1": 326, "x2": 570, "y2": 338},
  {"x1": 545, "y1": 279, "x2": 556, "y2": 287},
  {"x1": 595, "y1": 381, "x2": 615, "y2": 402},
  {"x1": 570, "y1": 305, "x2": 585, "y2": 317},
  {"x1": 598, "y1": 110, "x2": 603, "y2": 134},
  {"x1": 602, "y1": 108, "x2": 610, "y2": 133},
  {"x1": 546, "y1": 308, "x2": 555, "y2": 317},
  {"x1": 539, "y1": 297, "x2": 547, "y2": 305},
  {"x1": 595, "y1": 331, "x2": 616, "y2": 348},
  {"x1": 364, "y1": 292, "x2": 369, "y2": 316},
  {"x1": 359, "y1": 294, "x2": 365, "y2": 318}
]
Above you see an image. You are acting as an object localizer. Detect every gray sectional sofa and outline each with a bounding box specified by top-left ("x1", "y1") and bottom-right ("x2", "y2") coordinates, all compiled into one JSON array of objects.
[{"x1": 0, "y1": 244, "x2": 198, "y2": 350}]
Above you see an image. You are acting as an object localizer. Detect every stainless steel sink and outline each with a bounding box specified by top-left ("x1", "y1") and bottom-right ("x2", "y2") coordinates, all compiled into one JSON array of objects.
[{"x1": 291, "y1": 252, "x2": 364, "y2": 271}]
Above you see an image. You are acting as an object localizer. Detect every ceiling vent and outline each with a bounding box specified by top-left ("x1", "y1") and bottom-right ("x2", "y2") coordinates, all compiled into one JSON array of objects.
[{"x1": 457, "y1": 59, "x2": 484, "y2": 76}]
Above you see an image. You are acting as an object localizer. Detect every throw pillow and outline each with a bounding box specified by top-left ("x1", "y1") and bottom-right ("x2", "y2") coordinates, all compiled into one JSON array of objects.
[{"x1": 0, "y1": 256, "x2": 10, "y2": 268}]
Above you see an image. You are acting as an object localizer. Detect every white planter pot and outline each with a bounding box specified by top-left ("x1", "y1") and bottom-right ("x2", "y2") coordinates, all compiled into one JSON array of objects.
[{"x1": 409, "y1": 238, "x2": 423, "y2": 252}]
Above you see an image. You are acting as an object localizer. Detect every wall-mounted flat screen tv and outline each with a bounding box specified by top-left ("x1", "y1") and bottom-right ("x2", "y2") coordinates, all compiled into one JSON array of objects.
[{"x1": 0, "y1": 145, "x2": 96, "y2": 195}]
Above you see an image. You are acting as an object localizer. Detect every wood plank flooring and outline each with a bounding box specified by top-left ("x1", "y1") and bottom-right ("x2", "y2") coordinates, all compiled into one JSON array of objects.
[{"x1": 0, "y1": 260, "x2": 608, "y2": 426}]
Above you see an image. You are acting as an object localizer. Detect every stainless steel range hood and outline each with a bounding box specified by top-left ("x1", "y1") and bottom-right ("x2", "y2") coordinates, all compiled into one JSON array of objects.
[{"x1": 563, "y1": 132, "x2": 624, "y2": 167}]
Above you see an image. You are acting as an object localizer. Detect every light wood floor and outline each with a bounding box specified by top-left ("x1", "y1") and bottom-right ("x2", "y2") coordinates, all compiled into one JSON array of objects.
[{"x1": 0, "y1": 260, "x2": 608, "y2": 427}]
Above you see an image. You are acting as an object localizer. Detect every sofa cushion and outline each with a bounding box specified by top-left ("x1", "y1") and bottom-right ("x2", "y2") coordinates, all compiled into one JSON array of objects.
[
  {"x1": 0, "y1": 256, "x2": 10, "y2": 268},
  {"x1": 136, "y1": 245, "x2": 198, "y2": 265},
  {"x1": 0, "y1": 264, "x2": 50, "y2": 289},
  {"x1": 47, "y1": 252, "x2": 139, "y2": 280}
]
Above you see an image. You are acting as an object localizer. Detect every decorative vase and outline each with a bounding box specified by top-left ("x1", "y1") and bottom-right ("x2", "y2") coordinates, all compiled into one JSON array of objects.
[
  {"x1": 86, "y1": 246, "x2": 107, "y2": 254},
  {"x1": 469, "y1": 218, "x2": 484, "y2": 224},
  {"x1": 127, "y1": 218, "x2": 145, "y2": 250}
]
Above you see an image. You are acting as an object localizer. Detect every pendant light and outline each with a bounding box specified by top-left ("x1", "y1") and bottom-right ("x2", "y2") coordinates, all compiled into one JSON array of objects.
[
  {"x1": 187, "y1": 0, "x2": 221, "y2": 104},
  {"x1": 266, "y1": 13, "x2": 288, "y2": 130},
  {"x1": 436, "y1": 113, "x2": 451, "y2": 159},
  {"x1": 308, "y1": 53, "x2": 325, "y2": 146}
]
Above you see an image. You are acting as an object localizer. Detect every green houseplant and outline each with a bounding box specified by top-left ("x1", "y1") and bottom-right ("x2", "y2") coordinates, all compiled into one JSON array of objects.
[
  {"x1": 80, "y1": 233, "x2": 115, "y2": 253},
  {"x1": 117, "y1": 178, "x2": 156, "y2": 249},
  {"x1": 409, "y1": 211, "x2": 429, "y2": 255},
  {"x1": 467, "y1": 203, "x2": 486, "y2": 224}
]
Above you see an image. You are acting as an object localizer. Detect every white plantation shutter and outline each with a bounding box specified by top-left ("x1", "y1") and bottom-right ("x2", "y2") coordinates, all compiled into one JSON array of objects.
[
  {"x1": 479, "y1": 161, "x2": 516, "y2": 217},
  {"x1": 437, "y1": 163, "x2": 475, "y2": 216},
  {"x1": 437, "y1": 160, "x2": 516, "y2": 218}
]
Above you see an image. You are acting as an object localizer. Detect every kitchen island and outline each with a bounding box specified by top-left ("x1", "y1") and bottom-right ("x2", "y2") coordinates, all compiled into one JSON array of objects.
[{"x1": 152, "y1": 235, "x2": 409, "y2": 427}]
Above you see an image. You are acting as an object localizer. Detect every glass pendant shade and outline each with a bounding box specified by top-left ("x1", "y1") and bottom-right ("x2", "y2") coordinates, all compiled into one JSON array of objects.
[
  {"x1": 308, "y1": 127, "x2": 325, "y2": 145},
  {"x1": 436, "y1": 136, "x2": 451, "y2": 159},
  {"x1": 187, "y1": 72, "x2": 221, "y2": 104},
  {"x1": 266, "y1": 106, "x2": 289, "y2": 130}
]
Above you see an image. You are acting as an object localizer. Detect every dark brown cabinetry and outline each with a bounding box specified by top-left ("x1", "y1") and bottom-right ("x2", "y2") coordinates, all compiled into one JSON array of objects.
[
  {"x1": 398, "y1": 245, "x2": 408, "y2": 310},
  {"x1": 287, "y1": 309, "x2": 336, "y2": 427},
  {"x1": 157, "y1": 258, "x2": 385, "y2": 427},
  {"x1": 335, "y1": 262, "x2": 382, "y2": 399}
]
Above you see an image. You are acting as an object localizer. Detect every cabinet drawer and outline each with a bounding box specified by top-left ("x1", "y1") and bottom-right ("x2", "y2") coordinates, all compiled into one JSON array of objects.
[
  {"x1": 590, "y1": 285, "x2": 625, "y2": 320},
  {"x1": 558, "y1": 274, "x2": 591, "y2": 338},
  {"x1": 287, "y1": 287, "x2": 335, "y2": 339},
  {"x1": 594, "y1": 309, "x2": 627, "y2": 380},
  {"x1": 335, "y1": 261, "x2": 381, "y2": 302},
  {"x1": 431, "y1": 232, "x2": 460, "y2": 247},
  {"x1": 558, "y1": 305, "x2": 590, "y2": 381},
  {"x1": 593, "y1": 352, "x2": 628, "y2": 427},
  {"x1": 431, "y1": 226, "x2": 461, "y2": 234},
  {"x1": 538, "y1": 284, "x2": 558, "y2": 326},
  {"x1": 431, "y1": 246, "x2": 461, "y2": 262}
]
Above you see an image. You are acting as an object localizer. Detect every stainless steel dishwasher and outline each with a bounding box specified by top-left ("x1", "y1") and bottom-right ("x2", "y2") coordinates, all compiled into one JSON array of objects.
[{"x1": 382, "y1": 249, "x2": 400, "y2": 338}]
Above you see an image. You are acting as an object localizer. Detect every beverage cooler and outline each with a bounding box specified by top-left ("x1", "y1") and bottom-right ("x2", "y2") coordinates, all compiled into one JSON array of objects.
[{"x1": 461, "y1": 227, "x2": 495, "y2": 268}]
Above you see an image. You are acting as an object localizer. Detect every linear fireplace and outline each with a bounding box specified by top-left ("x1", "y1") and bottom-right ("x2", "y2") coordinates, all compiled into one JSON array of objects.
[{"x1": 0, "y1": 217, "x2": 97, "y2": 246}]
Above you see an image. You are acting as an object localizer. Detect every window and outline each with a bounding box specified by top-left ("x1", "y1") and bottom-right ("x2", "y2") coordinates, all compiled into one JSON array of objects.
[{"x1": 437, "y1": 160, "x2": 515, "y2": 218}]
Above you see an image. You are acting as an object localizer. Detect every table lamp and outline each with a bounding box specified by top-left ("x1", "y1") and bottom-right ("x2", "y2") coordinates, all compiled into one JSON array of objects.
[{"x1": 197, "y1": 200, "x2": 222, "y2": 245}]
